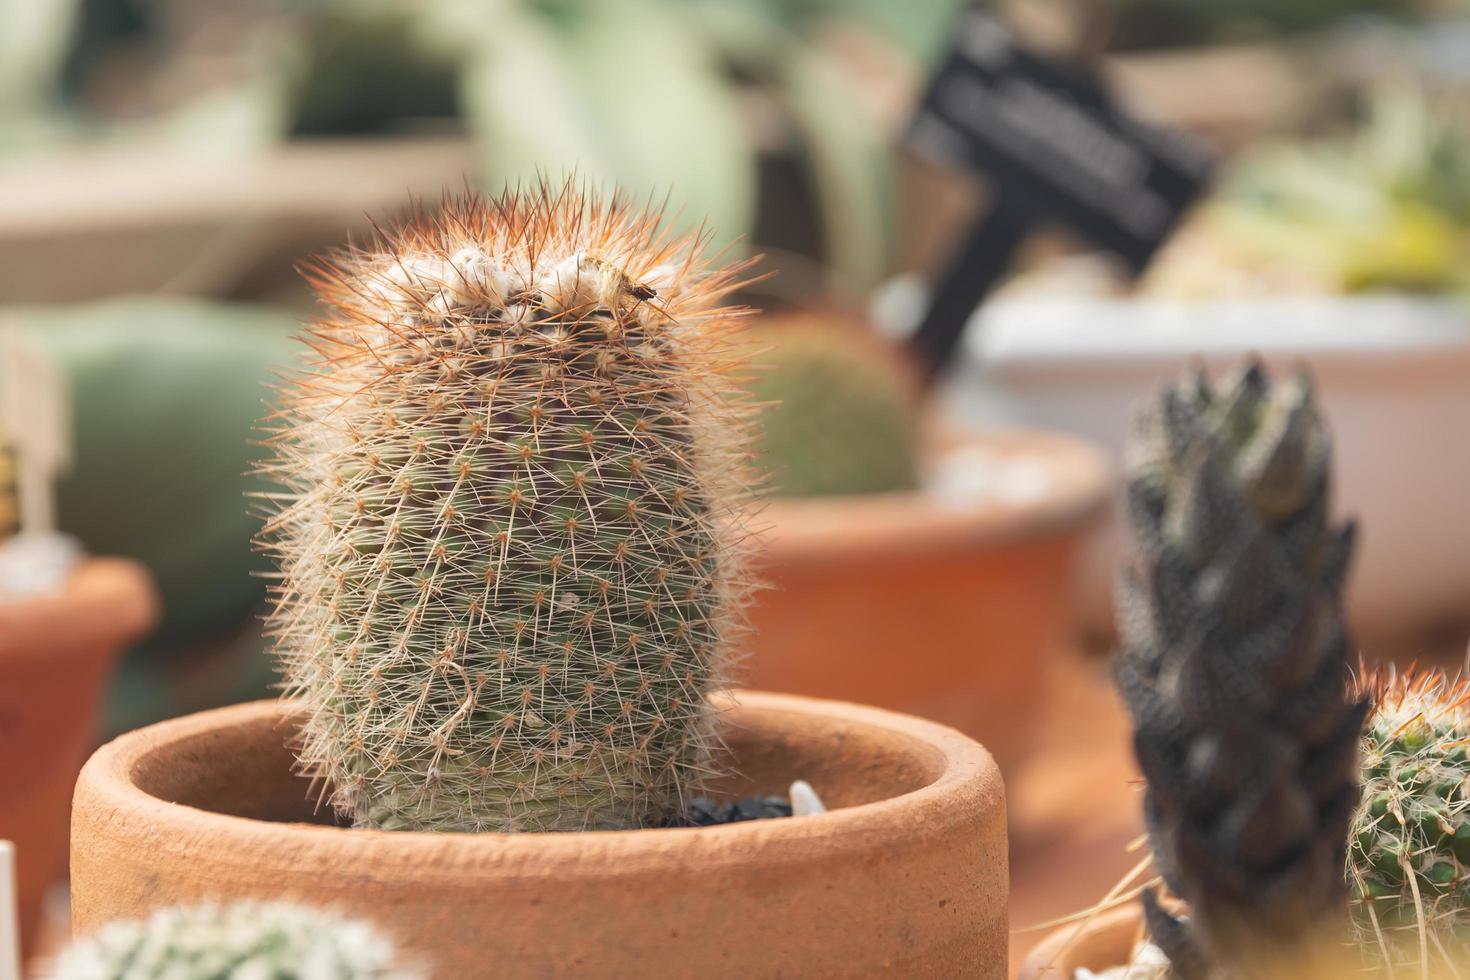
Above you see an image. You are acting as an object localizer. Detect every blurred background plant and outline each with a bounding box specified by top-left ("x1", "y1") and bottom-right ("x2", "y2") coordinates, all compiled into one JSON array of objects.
[
  {"x1": 10, "y1": 2, "x2": 1470, "y2": 974},
  {"x1": 1, "y1": 0, "x2": 1464, "y2": 733}
]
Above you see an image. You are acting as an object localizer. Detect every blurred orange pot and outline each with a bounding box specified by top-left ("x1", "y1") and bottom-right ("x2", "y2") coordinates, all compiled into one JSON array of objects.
[
  {"x1": 746, "y1": 429, "x2": 1110, "y2": 771},
  {"x1": 0, "y1": 557, "x2": 156, "y2": 956},
  {"x1": 71, "y1": 692, "x2": 1008, "y2": 978},
  {"x1": 1018, "y1": 906, "x2": 1144, "y2": 979}
]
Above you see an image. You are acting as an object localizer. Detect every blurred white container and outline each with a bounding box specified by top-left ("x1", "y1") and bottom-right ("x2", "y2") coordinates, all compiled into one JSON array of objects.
[{"x1": 942, "y1": 294, "x2": 1470, "y2": 644}]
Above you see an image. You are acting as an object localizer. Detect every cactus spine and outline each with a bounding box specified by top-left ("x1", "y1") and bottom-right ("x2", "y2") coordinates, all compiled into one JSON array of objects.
[
  {"x1": 746, "y1": 315, "x2": 920, "y2": 498},
  {"x1": 1351, "y1": 666, "x2": 1470, "y2": 970},
  {"x1": 52, "y1": 902, "x2": 413, "y2": 979},
  {"x1": 1114, "y1": 362, "x2": 1368, "y2": 977},
  {"x1": 261, "y1": 183, "x2": 754, "y2": 833}
]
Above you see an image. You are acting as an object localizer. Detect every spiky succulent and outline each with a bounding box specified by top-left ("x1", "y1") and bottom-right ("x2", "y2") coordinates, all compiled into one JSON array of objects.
[
  {"x1": 52, "y1": 902, "x2": 413, "y2": 980},
  {"x1": 747, "y1": 315, "x2": 919, "y2": 498},
  {"x1": 1114, "y1": 362, "x2": 1369, "y2": 977},
  {"x1": 260, "y1": 182, "x2": 755, "y2": 833},
  {"x1": 1351, "y1": 666, "x2": 1470, "y2": 971}
]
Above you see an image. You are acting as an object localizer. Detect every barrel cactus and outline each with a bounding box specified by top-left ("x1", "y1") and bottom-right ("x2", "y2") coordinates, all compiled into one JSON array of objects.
[
  {"x1": 747, "y1": 315, "x2": 919, "y2": 498},
  {"x1": 52, "y1": 902, "x2": 413, "y2": 980},
  {"x1": 260, "y1": 183, "x2": 755, "y2": 833},
  {"x1": 1114, "y1": 361, "x2": 1369, "y2": 977},
  {"x1": 1351, "y1": 666, "x2": 1470, "y2": 970}
]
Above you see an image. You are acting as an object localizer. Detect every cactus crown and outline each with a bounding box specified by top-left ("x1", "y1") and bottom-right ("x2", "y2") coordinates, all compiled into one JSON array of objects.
[
  {"x1": 260, "y1": 181, "x2": 756, "y2": 833},
  {"x1": 746, "y1": 316, "x2": 920, "y2": 498},
  {"x1": 52, "y1": 902, "x2": 413, "y2": 980},
  {"x1": 1114, "y1": 362, "x2": 1368, "y2": 977},
  {"x1": 1351, "y1": 665, "x2": 1470, "y2": 971}
]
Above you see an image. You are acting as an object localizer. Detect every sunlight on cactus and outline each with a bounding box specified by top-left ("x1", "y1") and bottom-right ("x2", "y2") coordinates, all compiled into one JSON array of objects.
[{"x1": 259, "y1": 179, "x2": 757, "y2": 833}]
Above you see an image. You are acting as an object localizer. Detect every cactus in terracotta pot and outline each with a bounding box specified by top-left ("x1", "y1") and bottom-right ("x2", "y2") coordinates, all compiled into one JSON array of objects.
[
  {"x1": 1113, "y1": 361, "x2": 1369, "y2": 977},
  {"x1": 746, "y1": 316, "x2": 920, "y2": 499},
  {"x1": 260, "y1": 182, "x2": 755, "y2": 833},
  {"x1": 52, "y1": 902, "x2": 412, "y2": 979},
  {"x1": 1350, "y1": 666, "x2": 1470, "y2": 969}
]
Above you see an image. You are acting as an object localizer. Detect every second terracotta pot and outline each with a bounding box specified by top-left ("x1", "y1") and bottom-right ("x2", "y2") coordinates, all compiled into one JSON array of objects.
[
  {"x1": 746, "y1": 430, "x2": 1109, "y2": 771},
  {"x1": 0, "y1": 557, "x2": 156, "y2": 958},
  {"x1": 72, "y1": 691, "x2": 1008, "y2": 978}
]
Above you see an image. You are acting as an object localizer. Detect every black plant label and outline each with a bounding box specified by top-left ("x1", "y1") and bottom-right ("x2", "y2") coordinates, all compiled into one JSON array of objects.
[
  {"x1": 910, "y1": 8, "x2": 1213, "y2": 271},
  {"x1": 906, "y1": 7, "x2": 1214, "y2": 377}
]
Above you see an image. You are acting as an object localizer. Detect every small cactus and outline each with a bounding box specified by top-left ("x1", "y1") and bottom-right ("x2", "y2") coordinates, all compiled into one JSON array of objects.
[
  {"x1": 1114, "y1": 361, "x2": 1368, "y2": 977},
  {"x1": 746, "y1": 315, "x2": 920, "y2": 499},
  {"x1": 52, "y1": 902, "x2": 413, "y2": 980},
  {"x1": 260, "y1": 182, "x2": 755, "y2": 833},
  {"x1": 1351, "y1": 666, "x2": 1470, "y2": 969}
]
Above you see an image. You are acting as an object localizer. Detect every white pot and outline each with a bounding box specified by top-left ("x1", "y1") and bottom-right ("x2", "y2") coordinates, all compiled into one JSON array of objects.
[{"x1": 941, "y1": 294, "x2": 1470, "y2": 643}]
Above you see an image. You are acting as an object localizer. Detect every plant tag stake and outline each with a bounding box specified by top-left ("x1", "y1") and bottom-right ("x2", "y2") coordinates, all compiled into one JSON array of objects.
[{"x1": 906, "y1": 7, "x2": 1214, "y2": 379}]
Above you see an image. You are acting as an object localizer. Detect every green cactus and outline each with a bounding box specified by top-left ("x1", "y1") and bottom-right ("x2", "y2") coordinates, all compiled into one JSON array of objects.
[
  {"x1": 1350, "y1": 667, "x2": 1470, "y2": 970},
  {"x1": 52, "y1": 902, "x2": 413, "y2": 980},
  {"x1": 260, "y1": 182, "x2": 755, "y2": 833},
  {"x1": 1114, "y1": 361, "x2": 1368, "y2": 978},
  {"x1": 747, "y1": 316, "x2": 920, "y2": 499}
]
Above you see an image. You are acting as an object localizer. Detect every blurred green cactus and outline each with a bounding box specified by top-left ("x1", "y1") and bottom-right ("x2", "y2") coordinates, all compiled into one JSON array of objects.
[
  {"x1": 261, "y1": 183, "x2": 755, "y2": 833},
  {"x1": 747, "y1": 316, "x2": 920, "y2": 499}
]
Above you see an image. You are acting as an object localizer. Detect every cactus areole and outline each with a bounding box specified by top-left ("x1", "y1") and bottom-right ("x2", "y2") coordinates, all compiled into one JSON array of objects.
[{"x1": 260, "y1": 182, "x2": 755, "y2": 833}]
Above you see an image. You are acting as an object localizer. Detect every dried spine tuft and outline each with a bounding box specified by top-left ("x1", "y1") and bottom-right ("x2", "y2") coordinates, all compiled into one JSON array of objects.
[{"x1": 260, "y1": 182, "x2": 756, "y2": 832}]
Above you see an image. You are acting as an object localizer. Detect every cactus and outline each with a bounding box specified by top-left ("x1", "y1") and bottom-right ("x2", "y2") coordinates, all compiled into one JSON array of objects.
[
  {"x1": 260, "y1": 182, "x2": 755, "y2": 833},
  {"x1": 1350, "y1": 666, "x2": 1470, "y2": 970},
  {"x1": 1114, "y1": 361, "x2": 1369, "y2": 977},
  {"x1": 747, "y1": 316, "x2": 920, "y2": 498},
  {"x1": 52, "y1": 902, "x2": 413, "y2": 980}
]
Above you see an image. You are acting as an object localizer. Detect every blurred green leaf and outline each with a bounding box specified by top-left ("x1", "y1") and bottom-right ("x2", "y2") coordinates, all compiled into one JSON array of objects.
[
  {"x1": 677, "y1": 0, "x2": 968, "y2": 66},
  {"x1": 0, "y1": 0, "x2": 82, "y2": 112},
  {"x1": 460, "y1": 0, "x2": 757, "y2": 246},
  {"x1": 781, "y1": 45, "x2": 894, "y2": 295},
  {"x1": 686, "y1": 0, "x2": 894, "y2": 295}
]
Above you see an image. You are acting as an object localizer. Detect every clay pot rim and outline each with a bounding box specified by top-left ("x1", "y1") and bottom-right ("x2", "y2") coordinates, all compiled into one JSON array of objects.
[
  {"x1": 0, "y1": 556, "x2": 158, "y2": 663},
  {"x1": 1018, "y1": 904, "x2": 1145, "y2": 980},
  {"x1": 759, "y1": 428, "x2": 1110, "y2": 563},
  {"x1": 76, "y1": 690, "x2": 1000, "y2": 877}
]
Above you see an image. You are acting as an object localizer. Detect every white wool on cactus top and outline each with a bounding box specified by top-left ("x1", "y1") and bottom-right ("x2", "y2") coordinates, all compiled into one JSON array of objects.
[
  {"x1": 50, "y1": 902, "x2": 416, "y2": 980},
  {"x1": 1075, "y1": 941, "x2": 1170, "y2": 980}
]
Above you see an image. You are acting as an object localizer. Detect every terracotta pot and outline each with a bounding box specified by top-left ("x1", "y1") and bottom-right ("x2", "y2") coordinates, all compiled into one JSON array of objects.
[
  {"x1": 0, "y1": 557, "x2": 157, "y2": 956},
  {"x1": 72, "y1": 692, "x2": 1008, "y2": 978},
  {"x1": 745, "y1": 430, "x2": 1109, "y2": 771},
  {"x1": 1017, "y1": 906, "x2": 1145, "y2": 980}
]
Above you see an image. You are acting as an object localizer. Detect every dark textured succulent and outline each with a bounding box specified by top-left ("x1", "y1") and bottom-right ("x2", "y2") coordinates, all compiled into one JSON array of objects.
[{"x1": 1114, "y1": 361, "x2": 1369, "y2": 977}]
